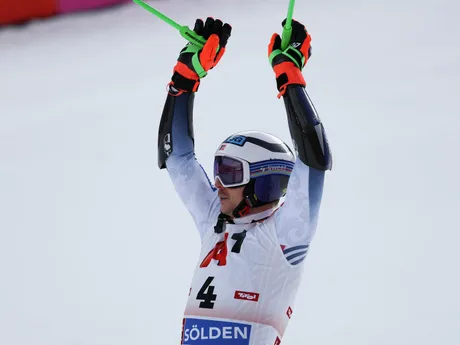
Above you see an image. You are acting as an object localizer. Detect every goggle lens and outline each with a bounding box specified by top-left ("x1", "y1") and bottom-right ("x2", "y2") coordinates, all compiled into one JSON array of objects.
[{"x1": 214, "y1": 156, "x2": 244, "y2": 186}]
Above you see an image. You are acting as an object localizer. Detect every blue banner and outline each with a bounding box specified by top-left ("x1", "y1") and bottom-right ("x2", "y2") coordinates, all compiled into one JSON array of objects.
[{"x1": 182, "y1": 318, "x2": 252, "y2": 345}]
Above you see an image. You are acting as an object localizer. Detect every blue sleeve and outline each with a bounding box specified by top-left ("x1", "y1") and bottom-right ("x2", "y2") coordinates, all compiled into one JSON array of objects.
[{"x1": 164, "y1": 93, "x2": 220, "y2": 238}]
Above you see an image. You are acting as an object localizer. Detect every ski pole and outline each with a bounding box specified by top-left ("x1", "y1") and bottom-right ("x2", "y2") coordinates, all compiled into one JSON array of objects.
[
  {"x1": 132, "y1": 0, "x2": 207, "y2": 47},
  {"x1": 281, "y1": 0, "x2": 296, "y2": 50}
]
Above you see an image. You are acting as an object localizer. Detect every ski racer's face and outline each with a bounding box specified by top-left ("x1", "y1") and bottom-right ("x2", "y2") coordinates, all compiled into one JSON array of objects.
[{"x1": 215, "y1": 178, "x2": 245, "y2": 216}]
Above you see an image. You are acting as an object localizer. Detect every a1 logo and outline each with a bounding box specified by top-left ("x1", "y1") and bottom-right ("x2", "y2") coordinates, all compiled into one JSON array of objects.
[{"x1": 200, "y1": 230, "x2": 247, "y2": 268}]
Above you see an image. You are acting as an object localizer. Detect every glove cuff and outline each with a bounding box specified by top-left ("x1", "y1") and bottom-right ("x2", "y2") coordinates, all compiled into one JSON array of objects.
[
  {"x1": 171, "y1": 61, "x2": 200, "y2": 93},
  {"x1": 170, "y1": 72, "x2": 200, "y2": 93},
  {"x1": 273, "y1": 62, "x2": 306, "y2": 98}
]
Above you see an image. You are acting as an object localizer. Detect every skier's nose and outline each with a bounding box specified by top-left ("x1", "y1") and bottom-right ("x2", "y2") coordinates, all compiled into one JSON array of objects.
[{"x1": 214, "y1": 177, "x2": 225, "y2": 190}]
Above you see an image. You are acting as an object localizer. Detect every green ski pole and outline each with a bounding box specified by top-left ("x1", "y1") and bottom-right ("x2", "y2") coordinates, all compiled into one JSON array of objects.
[
  {"x1": 281, "y1": 0, "x2": 296, "y2": 50},
  {"x1": 133, "y1": 0, "x2": 207, "y2": 47}
]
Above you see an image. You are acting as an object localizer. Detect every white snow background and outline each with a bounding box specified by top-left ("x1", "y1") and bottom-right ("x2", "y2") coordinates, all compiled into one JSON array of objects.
[{"x1": 1, "y1": 0, "x2": 459, "y2": 344}]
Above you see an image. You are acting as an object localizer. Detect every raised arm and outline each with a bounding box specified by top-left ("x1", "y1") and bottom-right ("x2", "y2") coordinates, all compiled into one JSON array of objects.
[
  {"x1": 157, "y1": 18, "x2": 232, "y2": 238},
  {"x1": 268, "y1": 20, "x2": 332, "y2": 264}
]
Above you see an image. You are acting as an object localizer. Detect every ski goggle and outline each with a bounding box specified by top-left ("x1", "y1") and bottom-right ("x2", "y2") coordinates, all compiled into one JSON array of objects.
[
  {"x1": 213, "y1": 156, "x2": 250, "y2": 188},
  {"x1": 213, "y1": 155, "x2": 294, "y2": 188}
]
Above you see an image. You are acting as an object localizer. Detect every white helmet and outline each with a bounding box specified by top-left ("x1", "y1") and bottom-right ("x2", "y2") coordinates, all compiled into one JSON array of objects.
[{"x1": 213, "y1": 130, "x2": 295, "y2": 216}]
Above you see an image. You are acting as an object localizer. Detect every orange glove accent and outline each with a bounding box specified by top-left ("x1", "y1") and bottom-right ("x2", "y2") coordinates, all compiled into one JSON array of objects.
[
  {"x1": 199, "y1": 34, "x2": 220, "y2": 71},
  {"x1": 273, "y1": 62, "x2": 306, "y2": 98}
]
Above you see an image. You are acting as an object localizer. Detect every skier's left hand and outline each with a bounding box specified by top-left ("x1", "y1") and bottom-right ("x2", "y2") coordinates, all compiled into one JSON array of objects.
[
  {"x1": 170, "y1": 17, "x2": 232, "y2": 93},
  {"x1": 268, "y1": 19, "x2": 312, "y2": 97}
]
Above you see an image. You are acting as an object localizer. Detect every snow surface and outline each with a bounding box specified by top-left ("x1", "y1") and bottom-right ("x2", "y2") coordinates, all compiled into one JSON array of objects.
[{"x1": 1, "y1": 0, "x2": 460, "y2": 344}]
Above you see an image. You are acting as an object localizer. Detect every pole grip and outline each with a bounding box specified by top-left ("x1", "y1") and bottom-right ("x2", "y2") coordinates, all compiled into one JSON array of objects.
[{"x1": 281, "y1": 0, "x2": 296, "y2": 50}]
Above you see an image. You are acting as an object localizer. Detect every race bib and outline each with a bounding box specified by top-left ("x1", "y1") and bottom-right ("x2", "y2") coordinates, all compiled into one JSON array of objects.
[{"x1": 182, "y1": 318, "x2": 251, "y2": 345}]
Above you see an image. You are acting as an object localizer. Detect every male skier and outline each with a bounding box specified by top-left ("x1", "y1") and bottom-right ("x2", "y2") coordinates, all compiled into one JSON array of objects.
[{"x1": 157, "y1": 17, "x2": 332, "y2": 345}]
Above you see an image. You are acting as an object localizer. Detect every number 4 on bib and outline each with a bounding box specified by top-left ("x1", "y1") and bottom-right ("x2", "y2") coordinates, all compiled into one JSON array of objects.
[{"x1": 197, "y1": 276, "x2": 217, "y2": 309}]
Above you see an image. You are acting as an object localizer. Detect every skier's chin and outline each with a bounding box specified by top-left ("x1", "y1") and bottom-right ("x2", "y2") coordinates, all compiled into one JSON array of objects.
[
  {"x1": 219, "y1": 201, "x2": 232, "y2": 215},
  {"x1": 220, "y1": 197, "x2": 245, "y2": 217},
  {"x1": 219, "y1": 199, "x2": 235, "y2": 216}
]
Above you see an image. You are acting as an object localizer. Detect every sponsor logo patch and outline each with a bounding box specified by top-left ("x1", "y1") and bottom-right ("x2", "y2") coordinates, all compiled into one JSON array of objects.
[
  {"x1": 234, "y1": 290, "x2": 260, "y2": 302},
  {"x1": 163, "y1": 133, "x2": 172, "y2": 156},
  {"x1": 182, "y1": 318, "x2": 251, "y2": 344},
  {"x1": 274, "y1": 336, "x2": 281, "y2": 345},
  {"x1": 224, "y1": 135, "x2": 247, "y2": 146},
  {"x1": 286, "y1": 307, "x2": 293, "y2": 319}
]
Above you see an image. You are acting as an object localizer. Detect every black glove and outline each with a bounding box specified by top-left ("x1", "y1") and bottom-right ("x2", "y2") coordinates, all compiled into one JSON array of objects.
[
  {"x1": 170, "y1": 17, "x2": 232, "y2": 93},
  {"x1": 268, "y1": 19, "x2": 312, "y2": 97}
]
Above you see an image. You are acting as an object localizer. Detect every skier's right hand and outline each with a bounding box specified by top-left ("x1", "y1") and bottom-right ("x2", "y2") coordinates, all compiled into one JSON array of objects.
[{"x1": 170, "y1": 17, "x2": 232, "y2": 94}]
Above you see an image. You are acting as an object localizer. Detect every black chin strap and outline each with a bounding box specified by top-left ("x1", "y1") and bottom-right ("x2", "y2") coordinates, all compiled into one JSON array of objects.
[
  {"x1": 231, "y1": 181, "x2": 257, "y2": 219},
  {"x1": 214, "y1": 212, "x2": 234, "y2": 233},
  {"x1": 231, "y1": 198, "x2": 250, "y2": 218}
]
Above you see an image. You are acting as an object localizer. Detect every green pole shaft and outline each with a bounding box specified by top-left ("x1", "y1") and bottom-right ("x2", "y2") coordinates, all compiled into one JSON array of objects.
[
  {"x1": 133, "y1": 0, "x2": 181, "y2": 30},
  {"x1": 281, "y1": 0, "x2": 296, "y2": 50},
  {"x1": 133, "y1": 0, "x2": 206, "y2": 47}
]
